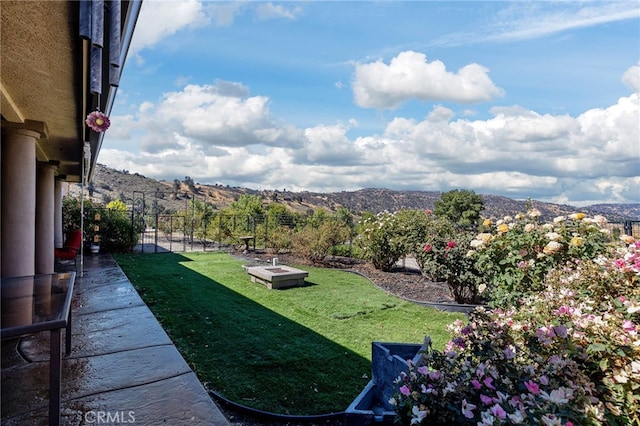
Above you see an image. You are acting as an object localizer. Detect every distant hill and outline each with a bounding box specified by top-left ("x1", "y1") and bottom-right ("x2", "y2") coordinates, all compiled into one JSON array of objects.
[{"x1": 65, "y1": 164, "x2": 639, "y2": 222}]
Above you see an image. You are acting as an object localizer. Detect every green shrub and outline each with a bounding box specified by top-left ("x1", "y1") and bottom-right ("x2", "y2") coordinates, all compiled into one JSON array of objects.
[
  {"x1": 434, "y1": 189, "x2": 484, "y2": 227},
  {"x1": 329, "y1": 242, "x2": 361, "y2": 258},
  {"x1": 62, "y1": 195, "x2": 143, "y2": 253},
  {"x1": 291, "y1": 219, "x2": 351, "y2": 263},
  {"x1": 264, "y1": 224, "x2": 293, "y2": 254}
]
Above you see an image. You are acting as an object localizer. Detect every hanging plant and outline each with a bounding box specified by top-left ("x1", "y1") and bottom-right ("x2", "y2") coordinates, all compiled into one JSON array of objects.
[{"x1": 85, "y1": 110, "x2": 111, "y2": 132}]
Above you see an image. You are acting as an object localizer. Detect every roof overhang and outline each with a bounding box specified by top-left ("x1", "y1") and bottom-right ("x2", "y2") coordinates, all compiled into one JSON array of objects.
[{"x1": 1, "y1": 0, "x2": 142, "y2": 182}]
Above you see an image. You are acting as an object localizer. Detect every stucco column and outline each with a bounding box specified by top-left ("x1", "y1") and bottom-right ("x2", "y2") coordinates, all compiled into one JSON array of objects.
[
  {"x1": 54, "y1": 178, "x2": 64, "y2": 248},
  {"x1": 1, "y1": 121, "x2": 47, "y2": 278},
  {"x1": 36, "y1": 162, "x2": 57, "y2": 274}
]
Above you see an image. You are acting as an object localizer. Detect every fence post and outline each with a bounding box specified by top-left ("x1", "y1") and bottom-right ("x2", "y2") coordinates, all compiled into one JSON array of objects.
[
  {"x1": 169, "y1": 214, "x2": 173, "y2": 252},
  {"x1": 218, "y1": 214, "x2": 222, "y2": 251},
  {"x1": 203, "y1": 220, "x2": 207, "y2": 251},
  {"x1": 154, "y1": 191, "x2": 159, "y2": 253},
  {"x1": 265, "y1": 215, "x2": 269, "y2": 251},
  {"x1": 253, "y1": 216, "x2": 257, "y2": 251},
  {"x1": 130, "y1": 207, "x2": 135, "y2": 253}
]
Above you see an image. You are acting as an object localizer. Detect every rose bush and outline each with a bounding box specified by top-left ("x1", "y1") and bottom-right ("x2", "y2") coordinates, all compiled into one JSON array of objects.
[
  {"x1": 391, "y1": 236, "x2": 640, "y2": 425},
  {"x1": 357, "y1": 211, "x2": 414, "y2": 271},
  {"x1": 470, "y1": 211, "x2": 611, "y2": 307},
  {"x1": 414, "y1": 227, "x2": 484, "y2": 304}
]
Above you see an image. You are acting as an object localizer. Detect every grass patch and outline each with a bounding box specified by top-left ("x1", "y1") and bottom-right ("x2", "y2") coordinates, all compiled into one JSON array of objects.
[{"x1": 114, "y1": 251, "x2": 464, "y2": 415}]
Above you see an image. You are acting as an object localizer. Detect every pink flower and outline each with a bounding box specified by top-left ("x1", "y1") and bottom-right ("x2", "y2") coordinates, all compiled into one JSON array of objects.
[
  {"x1": 400, "y1": 385, "x2": 411, "y2": 396},
  {"x1": 446, "y1": 241, "x2": 456, "y2": 249},
  {"x1": 483, "y1": 377, "x2": 496, "y2": 390},
  {"x1": 480, "y1": 394, "x2": 493, "y2": 405},
  {"x1": 554, "y1": 305, "x2": 574, "y2": 315},
  {"x1": 85, "y1": 110, "x2": 111, "y2": 133},
  {"x1": 524, "y1": 380, "x2": 540, "y2": 394},
  {"x1": 423, "y1": 244, "x2": 432, "y2": 252},
  {"x1": 622, "y1": 320, "x2": 637, "y2": 334},
  {"x1": 417, "y1": 366, "x2": 428, "y2": 375},
  {"x1": 490, "y1": 404, "x2": 507, "y2": 419},
  {"x1": 471, "y1": 379, "x2": 482, "y2": 390}
]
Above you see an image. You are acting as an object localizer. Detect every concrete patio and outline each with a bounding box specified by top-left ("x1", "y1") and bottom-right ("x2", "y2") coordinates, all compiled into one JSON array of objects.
[{"x1": 1, "y1": 254, "x2": 230, "y2": 425}]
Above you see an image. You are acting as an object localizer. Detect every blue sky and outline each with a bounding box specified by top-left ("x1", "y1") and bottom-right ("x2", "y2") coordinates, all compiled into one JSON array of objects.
[{"x1": 102, "y1": 0, "x2": 640, "y2": 207}]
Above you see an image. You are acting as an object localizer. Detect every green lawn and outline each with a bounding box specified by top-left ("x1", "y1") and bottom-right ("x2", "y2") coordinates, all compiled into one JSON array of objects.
[{"x1": 114, "y1": 251, "x2": 464, "y2": 415}]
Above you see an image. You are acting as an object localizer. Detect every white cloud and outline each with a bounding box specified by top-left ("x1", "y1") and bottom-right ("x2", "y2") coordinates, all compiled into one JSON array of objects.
[
  {"x1": 379, "y1": 93, "x2": 639, "y2": 182},
  {"x1": 174, "y1": 75, "x2": 192, "y2": 87},
  {"x1": 129, "y1": 0, "x2": 209, "y2": 56},
  {"x1": 622, "y1": 63, "x2": 640, "y2": 93},
  {"x1": 295, "y1": 123, "x2": 359, "y2": 165},
  {"x1": 112, "y1": 81, "x2": 306, "y2": 155},
  {"x1": 103, "y1": 71, "x2": 639, "y2": 205},
  {"x1": 490, "y1": 2, "x2": 640, "y2": 42},
  {"x1": 255, "y1": 2, "x2": 301, "y2": 21},
  {"x1": 430, "y1": 2, "x2": 640, "y2": 47},
  {"x1": 105, "y1": 114, "x2": 136, "y2": 140},
  {"x1": 352, "y1": 51, "x2": 503, "y2": 109}
]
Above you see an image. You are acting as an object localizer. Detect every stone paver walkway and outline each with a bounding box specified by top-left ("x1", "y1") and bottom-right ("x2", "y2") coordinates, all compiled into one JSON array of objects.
[{"x1": 1, "y1": 254, "x2": 230, "y2": 425}]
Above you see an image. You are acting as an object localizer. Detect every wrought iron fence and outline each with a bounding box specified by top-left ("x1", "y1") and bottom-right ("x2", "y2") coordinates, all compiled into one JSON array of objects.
[
  {"x1": 132, "y1": 210, "x2": 318, "y2": 254},
  {"x1": 131, "y1": 213, "x2": 640, "y2": 254},
  {"x1": 124, "y1": 190, "x2": 640, "y2": 254}
]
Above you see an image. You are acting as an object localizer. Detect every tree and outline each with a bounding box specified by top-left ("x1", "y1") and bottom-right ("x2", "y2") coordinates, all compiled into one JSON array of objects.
[
  {"x1": 434, "y1": 189, "x2": 484, "y2": 227},
  {"x1": 227, "y1": 194, "x2": 264, "y2": 217}
]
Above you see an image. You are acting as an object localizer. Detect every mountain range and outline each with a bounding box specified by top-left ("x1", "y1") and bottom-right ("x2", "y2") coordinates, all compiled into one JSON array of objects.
[{"x1": 69, "y1": 164, "x2": 639, "y2": 223}]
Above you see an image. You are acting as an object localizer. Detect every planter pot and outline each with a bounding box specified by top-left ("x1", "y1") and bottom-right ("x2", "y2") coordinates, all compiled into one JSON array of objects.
[
  {"x1": 89, "y1": 244, "x2": 100, "y2": 254},
  {"x1": 345, "y1": 340, "x2": 429, "y2": 425}
]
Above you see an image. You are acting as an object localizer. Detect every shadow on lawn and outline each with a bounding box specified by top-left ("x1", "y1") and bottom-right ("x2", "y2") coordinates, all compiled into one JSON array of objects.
[{"x1": 119, "y1": 252, "x2": 372, "y2": 416}]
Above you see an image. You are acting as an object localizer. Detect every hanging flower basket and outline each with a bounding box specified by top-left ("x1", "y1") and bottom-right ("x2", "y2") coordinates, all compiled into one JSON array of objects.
[{"x1": 85, "y1": 110, "x2": 111, "y2": 133}]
